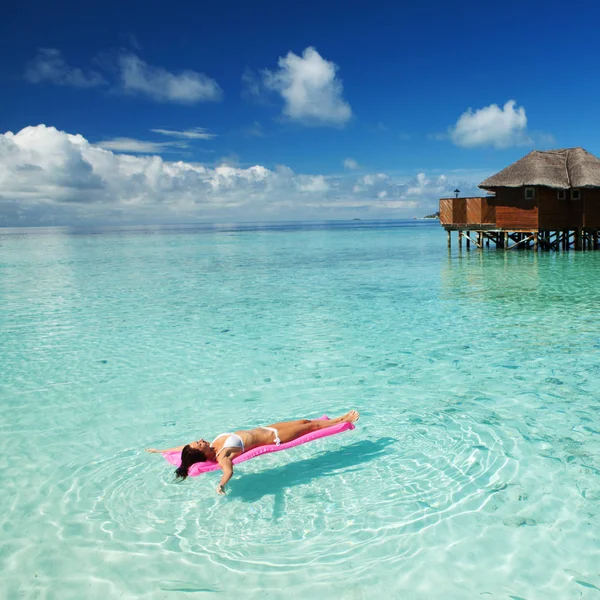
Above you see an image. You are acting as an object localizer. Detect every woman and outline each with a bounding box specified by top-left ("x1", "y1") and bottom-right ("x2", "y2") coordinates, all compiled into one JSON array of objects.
[{"x1": 146, "y1": 410, "x2": 359, "y2": 495}]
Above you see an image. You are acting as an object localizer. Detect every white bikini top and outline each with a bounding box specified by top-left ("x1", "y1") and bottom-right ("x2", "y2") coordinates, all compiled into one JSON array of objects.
[{"x1": 212, "y1": 432, "x2": 244, "y2": 457}]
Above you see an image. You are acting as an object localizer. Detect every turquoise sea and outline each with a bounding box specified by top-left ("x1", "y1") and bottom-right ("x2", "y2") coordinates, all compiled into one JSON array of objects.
[{"x1": 1, "y1": 220, "x2": 599, "y2": 599}]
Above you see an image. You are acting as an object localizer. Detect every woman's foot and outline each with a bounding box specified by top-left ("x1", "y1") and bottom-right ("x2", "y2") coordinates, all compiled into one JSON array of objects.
[{"x1": 335, "y1": 410, "x2": 360, "y2": 424}]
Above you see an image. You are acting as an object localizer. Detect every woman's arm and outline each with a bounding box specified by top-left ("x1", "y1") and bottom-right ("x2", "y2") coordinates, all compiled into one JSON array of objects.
[
  {"x1": 216, "y1": 455, "x2": 234, "y2": 495},
  {"x1": 145, "y1": 445, "x2": 185, "y2": 453}
]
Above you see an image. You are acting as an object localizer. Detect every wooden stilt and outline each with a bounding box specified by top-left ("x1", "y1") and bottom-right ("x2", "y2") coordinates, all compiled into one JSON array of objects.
[
  {"x1": 441, "y1": 227, "x2": 600, "y2": 253},
  {"x1": 576, "y1": 228, "x2": 582, "y2": 251}
]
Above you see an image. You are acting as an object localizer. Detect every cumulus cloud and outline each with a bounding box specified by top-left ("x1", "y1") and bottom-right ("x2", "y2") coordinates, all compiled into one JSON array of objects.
[
  {"x1": 352, "y1": 173, "x2": 389, "y2": 191},
  {"x1": 261, "y1": 47, "x2": 352, "y2": 126},
  {"x1": 0, "y1": 125, "x2": 475, "y2": 226},
  {"x1": 295, "y1": 175, "x2": 329, "y2": 192},
  {"x1": 118, "y1": 53, "x2": 222, "y2": 104},
  {"x1": 25, "y1": 48, "x2": 107, "y2": 88},
  {"x1": 449, "y1": 100, "x2": 530, "y2": 148},
  {"x1": 150, "y1": 127, "x2": 216, "y2": 140},
  {"x1": 343, "y1": 158, "x2": 360, "y2": 170},
  {"x1": 405, "y1": 172, "x2": 449, "y2": 197}
]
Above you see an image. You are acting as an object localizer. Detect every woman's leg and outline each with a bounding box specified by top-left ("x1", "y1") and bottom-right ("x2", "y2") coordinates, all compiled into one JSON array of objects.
[{"x1": 266, "y1": 410, "x2": 359, "y2": 444}]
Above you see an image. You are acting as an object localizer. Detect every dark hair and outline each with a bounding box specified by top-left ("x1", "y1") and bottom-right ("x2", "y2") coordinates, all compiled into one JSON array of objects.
[{"x1": 175, "y1": 445, "x2": 207, "y2": 480}]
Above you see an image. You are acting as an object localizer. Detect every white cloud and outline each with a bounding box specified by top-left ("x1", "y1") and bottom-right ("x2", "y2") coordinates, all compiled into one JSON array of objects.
[
  {"x1": 118, "y1": 53, "x2": 222, "y2": 104},
  {"x1": 343, "y1": 158, "x2": 359, "y2": 170},
  {"x1": 150, "y1": 127, "x2": 216, "y2": 140},
  {"x1": 262, "y1": 47, "x2": 352, "y2": 126},
  {"x1": 296, "y1": 175, "x2": 329, "y2": 192},
  {"x1": 25, "y1": 49, "x2": 223, "y2": 106},
  {"x1": 25, "y1": 48, "x2": 106, "y2": 88},
  {"x1": 96, "y1": 137, "x2": 187, "y2": 153},
  {"x1": 449, "y1": 100, "x2": 530, "y2": 148},
  {"x1": 352, "y1": 173, "x2": 389, "y2": 192},
  {"x1": 405, "y1": 173, "x2": 448, "y2": 197},
  {"x1": 0, "y1": 125, "x2": 479, "y2": 226}
]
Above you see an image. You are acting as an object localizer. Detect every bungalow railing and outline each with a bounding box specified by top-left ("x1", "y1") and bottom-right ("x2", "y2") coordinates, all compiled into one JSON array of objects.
[{"x1": 439, "y1": 197, "x2": 496, "y2": 228}]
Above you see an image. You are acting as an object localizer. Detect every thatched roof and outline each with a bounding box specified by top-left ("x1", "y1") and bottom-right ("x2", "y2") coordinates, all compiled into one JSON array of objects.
[{"x1": 479, "y1": 148, "x2": 600, "y2": 190}]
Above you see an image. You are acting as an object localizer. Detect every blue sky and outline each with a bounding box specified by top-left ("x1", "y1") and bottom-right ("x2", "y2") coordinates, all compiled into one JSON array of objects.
[{"x1": 1, "y1": 0, "x2": 599, "y2": 225}]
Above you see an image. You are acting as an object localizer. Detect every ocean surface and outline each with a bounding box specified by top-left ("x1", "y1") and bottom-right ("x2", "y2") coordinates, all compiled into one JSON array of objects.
[{"x1": 1, "y1": 220, "x2": 599, "y2": 599}]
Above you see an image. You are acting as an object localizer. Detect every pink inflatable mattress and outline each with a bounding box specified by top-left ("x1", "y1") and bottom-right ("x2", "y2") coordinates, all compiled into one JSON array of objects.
[{"x1": 163, "y1": 416, "x2": 355, "y2": 476}]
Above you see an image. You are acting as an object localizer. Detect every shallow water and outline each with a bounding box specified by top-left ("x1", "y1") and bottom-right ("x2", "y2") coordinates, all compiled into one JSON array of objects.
[{"x1": 1, "y1": 220, "x2": 599, "y2": 599}]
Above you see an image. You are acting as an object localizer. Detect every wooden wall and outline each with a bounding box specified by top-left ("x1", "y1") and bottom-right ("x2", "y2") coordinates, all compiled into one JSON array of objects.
[
  {"x1": 439, "y1": 199, "x2": 453, "y2": 225},
  {"x1": 537, "y1": 187, "x2": 582, "y2": 229},
  {"x1": 439, "y1": 198, "x2": 466, "y2": 225},
  {"x1": 466, "y1": 197, "x2": 496, "y2": 225},
  {"x1": 488, "y1": 188, "x2": 538, "y2": 229},
  {"x1": 584, "y1": 189, "x2": 600, "y2": 228}
]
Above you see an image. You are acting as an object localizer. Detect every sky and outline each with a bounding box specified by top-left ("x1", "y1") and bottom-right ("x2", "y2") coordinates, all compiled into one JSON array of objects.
[{"x1": 1, "y1": 0, "x2": 600, "y2": 226}]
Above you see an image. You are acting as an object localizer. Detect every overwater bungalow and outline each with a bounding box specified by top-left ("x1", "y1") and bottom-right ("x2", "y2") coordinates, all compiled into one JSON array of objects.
[{"x1": 440, "y1": 148, "x2": 600, "y2": 250}]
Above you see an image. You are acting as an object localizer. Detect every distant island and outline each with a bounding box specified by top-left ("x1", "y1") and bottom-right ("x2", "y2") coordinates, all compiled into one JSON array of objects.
[{"x1": 423, "y1": 211, "x2": 439, "y2": 219}]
